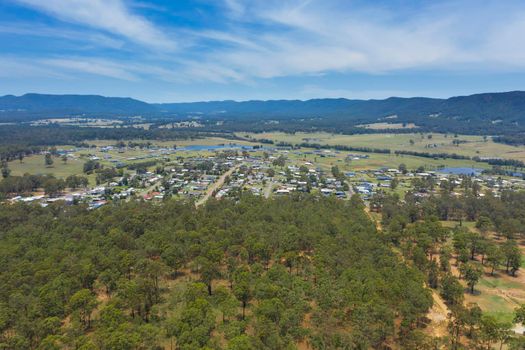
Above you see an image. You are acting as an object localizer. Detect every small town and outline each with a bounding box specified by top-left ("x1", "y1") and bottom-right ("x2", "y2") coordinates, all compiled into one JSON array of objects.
[{"x1": 6, "y1": 142, "x2": 525, "y2": 211}]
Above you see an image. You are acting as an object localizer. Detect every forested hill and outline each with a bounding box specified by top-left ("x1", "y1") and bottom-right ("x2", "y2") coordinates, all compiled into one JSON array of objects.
[
  {"x1": 3, "y1": 91, "x2": 525, "y2": 119},
  {"x1": 2, "y1": 91, "x2": 525, "y2": 134},
  {"x1": 0, "y1": 93, "x2": 156, "y2": 116},
  {"x1": 157, "y1": 92, "x2": 525, "y2": 134}
]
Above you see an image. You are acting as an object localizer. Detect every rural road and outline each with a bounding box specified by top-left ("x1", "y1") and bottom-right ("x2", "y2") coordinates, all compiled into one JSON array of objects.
[
  {"x1": 263, "y1": 180, "x2": 275, "y2": 198},
  {"x1": 195, "y1": 163, "x2": 240, "y2": 207}
]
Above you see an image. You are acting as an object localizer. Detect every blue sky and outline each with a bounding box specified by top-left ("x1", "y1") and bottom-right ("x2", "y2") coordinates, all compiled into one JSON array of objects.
[{"x1": 1, "y1": 0, "x2": 525, "y2": 102}]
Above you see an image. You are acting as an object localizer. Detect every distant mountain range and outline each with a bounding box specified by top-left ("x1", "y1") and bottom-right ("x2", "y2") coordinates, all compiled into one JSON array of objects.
[
  {"x1": 2, "y1": 91, "x2": 525, "y2": 119},
  {"x1": 0, "y1": 93, "x2": 155, "y2": 115},
  {"x1": 1, "y1": 91, "x2": 525, "y2": 134}
]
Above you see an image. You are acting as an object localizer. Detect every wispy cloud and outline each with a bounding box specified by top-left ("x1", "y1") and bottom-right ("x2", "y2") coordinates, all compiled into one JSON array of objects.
[
  {"x1": 222, "y1": 0, "x2": 246, "y2": 18},
  {"x1": 8, "y1": 0, "x2": 525, "y2": 83},
  {"x1": 0, "y1": 56, "x2": 68, "y2": 78},
  {"x1": 0, "y1": 22, "x2": 125, "y2": 49},
  {"x1": 4, "y1": 0, "x2": 525, "y2": 101},
  {"x1": 41, "y1": 58, "x2": 140, "y2": 81},
  {"x1": 185, "y1": 0, "x2": 525, "y2": 81},
  {"x1": 13, "y1": 0, "x2": 176, "y2": 50}
]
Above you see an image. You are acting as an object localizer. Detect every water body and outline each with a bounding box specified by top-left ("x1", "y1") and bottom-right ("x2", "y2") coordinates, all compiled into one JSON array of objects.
[
  {"x1": 180, "y1": 144, "x2": 258, "y2": 151},
  {"x1": 437, "y1": 167, "x2": 483, "y2": 176}
]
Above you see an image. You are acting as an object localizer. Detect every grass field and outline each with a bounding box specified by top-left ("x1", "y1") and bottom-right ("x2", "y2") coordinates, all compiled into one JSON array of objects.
[
  {"x1": 7, "y1": 155, "x2": 99, "y2": 185},
  {"x1": 9, "y1": 155, "x2": 85, "y2": 178},
  {"x1": 464, "y1": 272, "x2": 525, "y2": 324},
  {"x1": 7, "y1": 137, "x2": 254, "y2": 182},
  {"x1": 240, "y1": 132, "x2": 525, "y2": 162},
  {"x1": 284, "y1": 146, "x2": 489, "y2": 172}
]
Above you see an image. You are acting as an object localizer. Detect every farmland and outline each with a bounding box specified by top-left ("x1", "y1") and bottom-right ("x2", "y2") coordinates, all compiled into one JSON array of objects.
[
  {"x1": 240, "y1": 132, "x2": 525, "y2": 161},
  {"x1": 6, "y1": 135, "x2": 497, "y2": 187}
]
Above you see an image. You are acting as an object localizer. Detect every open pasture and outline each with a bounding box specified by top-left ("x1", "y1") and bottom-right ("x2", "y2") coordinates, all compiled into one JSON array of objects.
[{"x1": 240, "y1": 132, "x2": 525, "y2": 162}]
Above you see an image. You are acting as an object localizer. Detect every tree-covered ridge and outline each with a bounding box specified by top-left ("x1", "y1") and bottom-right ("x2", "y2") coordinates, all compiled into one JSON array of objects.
[
  {"x1": 0, "y1": 194, "x2": 432, "y2": 349},
  {"x1": 3, "y1": 91, "x2": 525, "y2": 136}
]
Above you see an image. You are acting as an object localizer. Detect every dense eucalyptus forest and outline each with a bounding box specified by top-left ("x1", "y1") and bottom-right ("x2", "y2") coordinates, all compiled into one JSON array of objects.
[
  {"x1": 0, "y1": 194, "x2": 436, "y2": 349},
  {"x1": 2, "y1": 180, "x2": 525, "y2": 349}
]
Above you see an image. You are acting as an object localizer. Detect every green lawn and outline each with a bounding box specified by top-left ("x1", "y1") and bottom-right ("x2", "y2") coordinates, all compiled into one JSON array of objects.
[
  {"x1": 482, "y1": 295, "x2": 516, "y2": 323},
  {"x1": 479, "y1": 276, "x2": 523, "y2": 290}
]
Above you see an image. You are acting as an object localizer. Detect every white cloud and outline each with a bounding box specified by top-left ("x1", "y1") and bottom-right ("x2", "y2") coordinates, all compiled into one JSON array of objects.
[
  {"x1": 7, "y1": 0, "x2": 525, "y2": 88},
  {"x1": 223, "y1": 0, "x2": 246, "y2": 18},
  {"x1": 0, "y1": 22, "x2": 125, "y2": 49},
  {"x1": 14, "y1": 0, "x2": 176, "y2": 50},
  {"x1": 41, "y1": 58, "x2": 139, "y2": 81},
  {"x1": 195, "y1": 0, "x2": 525, "y2": 80},
  {"x1": 0, "y1": 57, "x2": 68, "y2": 78}
]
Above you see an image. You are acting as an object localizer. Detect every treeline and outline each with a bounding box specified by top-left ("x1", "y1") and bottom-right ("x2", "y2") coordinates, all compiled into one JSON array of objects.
[
  {"x1": 493, "y1": 134, "x2": 525, "y2": 146},
  {"x1": 0, "y1": 124, "x2": 239, "y2": 178},
  {"x1": 0, "y1": 124, "x2": 236, "y2": 149},
  {"x1": 277, "y1": 140, "x2": 525, "y2": 168},
  {"x1": 371, "y1": 188, "x2": 525, "y2": 349},
  {"x1": 394, "y1": 149, "x2": 471, "y2": 160},
  {"x1": 126, "y1": 160, "x2": 158, "y2": 171},
  {"x1": 0, "y1": 194, "x2": 435, "y2": 349},
  {"x1": 476, "y1": 157, "x2": 525, "y2": 168},
  {"x1": 0, "y1": 174, "x2": 89, "y2": 197},
  {"x1": 0, "y1": 145, "x2": 45, "y2": 162},
  {"x1": 299, "y1": 142, "x2": 391, "y2": 154}
]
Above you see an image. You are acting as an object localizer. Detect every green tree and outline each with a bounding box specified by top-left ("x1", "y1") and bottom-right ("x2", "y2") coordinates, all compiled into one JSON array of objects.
[
  {"x1": 168, "y1": 298, "x2": 216, "y2": 349},
  {"x1": 478, "y1": 315, "x2": 512, "y2": 350},
  {"x1": 464, "y1": 263, "x2": 483, "y2": 294},
  {"x1": 228, "y1": 335, "x2": 254, "y2": 350},
  {"x1": 212, "y1": 286, "x2": 238, "y2": 323},
  {"x1": 233, "y1": 270, "x2": 252, "y2": 320},
  {"x1": 199, "y1": 257, "x2": 221, "y2": 295},
  {"x1": 390, "y1": 177, "x2": 399, "y2": 190},
  {"x1": 44, "y1": 153, "x2": 54, "y2": 167},
  {"x1": 441, "y1": 274, "x2": 464, "y2": 306},
  {"x1": 1, "y1": 163, "x2": 10, "y2": 179},
  {"x1": 503, "y1": 240, "x2": 522, "y2": 276},
  {"x1": 272, "y1": 155, "x2": 286, "y2": 168},
  {"x1": 68, "y1": 289, "x2": 98, "y2": 329},
  {"x1": 43, "y1": 178, "x2": 65, "y2": 196},
  {"x1": 513, "y1": 304, "x2": 525, "y2": 325},
  {"x1": 486, "y1": 244, "x2": 504, "y2": 276},
  {"x1": 476, "y1": 216, "x2": 492, "y2": 235}
]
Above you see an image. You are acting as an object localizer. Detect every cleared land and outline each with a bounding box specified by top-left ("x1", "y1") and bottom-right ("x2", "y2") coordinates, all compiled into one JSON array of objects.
[
  {"x1": 6, "y1": 134, "x2": 500, "y2": 183},
  {"x1": 31, "y1": 118, "x2": 123, "y2": 128},
  {"x1": 356, "y1": 122, "x2": 419, "y2": 130},
  {"x1": 240, "y1": 132, "x2": 525, "y2": 161},
  {"x1": 283, "y1": 147, "x2": 489, "y2": 171},
  {"x1": 8, "y1": 155, "x2": 87, "y2": 178},
  {"x1": 440, "y1": 221, "x2": 525, "y2": 324},
  {"x1": 6, "y1": 137, "x2": 254, "y2": 182}
]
